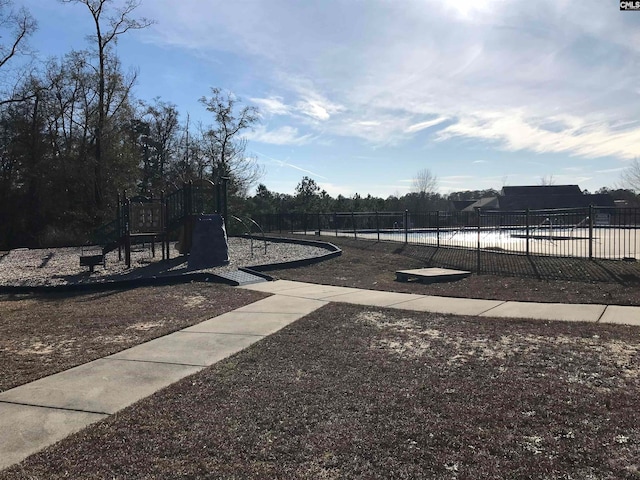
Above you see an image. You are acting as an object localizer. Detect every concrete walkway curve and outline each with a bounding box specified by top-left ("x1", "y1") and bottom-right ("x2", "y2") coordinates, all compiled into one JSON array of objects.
[
  {"x1": 2, "y1": 280, "x2": 639, "y2": 471},
  {"x1": 240, "y1": 280, "x2": 640, "y2": 326}
]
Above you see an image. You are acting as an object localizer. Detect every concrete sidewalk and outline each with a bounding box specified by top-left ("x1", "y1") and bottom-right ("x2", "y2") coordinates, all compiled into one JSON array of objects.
[
  {"x1": 2, "y1": 280, "x2": 639, "y2": 471},
  {"x1": 240, "y1": 280, "x2": 640, "y2": 326}
]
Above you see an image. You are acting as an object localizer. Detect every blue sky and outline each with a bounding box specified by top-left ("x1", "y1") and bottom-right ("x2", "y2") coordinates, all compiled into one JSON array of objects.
[{"x1": 13, "y1": 0, "x2": 640, "y2": 197}]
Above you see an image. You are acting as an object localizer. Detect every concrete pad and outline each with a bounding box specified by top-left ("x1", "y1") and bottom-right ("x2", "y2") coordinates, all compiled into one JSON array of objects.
[
  {"x1": 0, "y1": 402, "x2": 106, "y2": 470},
  {"x1": 274, "y1": 284, "x2": 361, "y2": 300},
  {"x1": 109, "y1": 331, "x2": 261, "y2": 366},
  {"x1": 323, "y1": 289, "x2": 424, "y2": 307},
  {"x1": 396, "y1": 268, "x2": 471, "y2": 283},
  {"x1": 240, "y1": 279, "x2": 314, "y2": 293},
  {"x1": 479, "y1": 301, "x2": 605, "y2": 322},
  {"x1": 599, "y1": 305, "x2": 640, "y2": 326},
  {"x1": 0, "y1": 359, "x2": 202, "y2": 414},
  {"x1": 234, "y1": 294, "x2": 327, "y2": 314},
  {"x1": 184, "y1": 311, "x2": 304, "y2": 336},
  {"x1": 391, "y1": 296, "x2": 504, "y2": 316}
]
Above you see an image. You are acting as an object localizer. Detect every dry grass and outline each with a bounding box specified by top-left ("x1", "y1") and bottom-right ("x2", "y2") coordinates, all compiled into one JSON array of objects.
[
  {"x1": 0, "y1": 283, "x2": 268, "y2": 392},
  {"x1": 3, "y1": 303, "x2": 639, "y2": 479}
]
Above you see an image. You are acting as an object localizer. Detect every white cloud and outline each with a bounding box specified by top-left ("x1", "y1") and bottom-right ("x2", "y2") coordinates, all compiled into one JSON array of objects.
[
  {"x1": 250, "y1": 96, "x2": 290, "y2": 116},
  {"x1": 596, "y1": 167, "x2": 627, "y2": 174},
  {"x1": 252, "y1": 150, "x2": 328, "y2": 180},
  {"x1": 405, "y1": 117, "x2": 448, "y2": 134},
  {"x1": 437, "y1": 111, "x2": 640, "y2": 160},
  {"x1": 317, "y1": 182, "x2": 354, "y2": 197},
  {"x1": 292, "y1": 89, "x2": 345, "y2": 122},
  {"x1": 249, "y1": 125, "x2": 313, "y2": 146},
  {"x1": 295, "y1": 99, "x2": 332, "y2": 121},
  {"x1": 144, "y1": 0, "x2": 640, "y2": 161}
]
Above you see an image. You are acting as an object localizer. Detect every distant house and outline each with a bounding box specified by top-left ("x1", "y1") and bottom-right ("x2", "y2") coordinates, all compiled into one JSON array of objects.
[
  {"x1": 460, "y1": 196, "x2": 499, "y2": 212},
  {"x1": 451, "y1": 200, "x2": 476, "y2": 211},
  {"x1": 455, "y1": 185, "x2": 615, "y2": 211}
]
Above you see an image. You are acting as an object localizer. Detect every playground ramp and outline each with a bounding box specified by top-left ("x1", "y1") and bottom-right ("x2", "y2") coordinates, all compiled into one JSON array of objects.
[{"x1": 214, "y1": 269, "x2": 269, "y2": 286}]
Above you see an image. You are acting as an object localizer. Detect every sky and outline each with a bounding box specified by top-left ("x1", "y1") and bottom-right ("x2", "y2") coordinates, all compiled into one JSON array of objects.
[{"x1": 10, "y1": 0, "x2": 640, "y2": 197}]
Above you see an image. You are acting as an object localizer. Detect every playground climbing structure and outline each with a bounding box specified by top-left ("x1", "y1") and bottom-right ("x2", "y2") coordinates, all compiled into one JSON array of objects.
[{"x1": 90, "y1": 179, "x2": 229, "y2": 269}]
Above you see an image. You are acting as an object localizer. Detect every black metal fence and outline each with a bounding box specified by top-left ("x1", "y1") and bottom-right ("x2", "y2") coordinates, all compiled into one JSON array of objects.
[{"x1": 254, "y1": 206, "x2": 640, "y2": 267}]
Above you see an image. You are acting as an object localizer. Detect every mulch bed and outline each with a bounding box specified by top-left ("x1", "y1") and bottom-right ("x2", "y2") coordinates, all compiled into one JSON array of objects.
[
  {"x1": 3, "y1": 303, "x2": 639, "y2": 479},
  {"x1": 0, "y1": 283, "x2": 268, "y2": 392},
  {"x1": 266, "y1": 235, "x2": 640, "y2": 305}
]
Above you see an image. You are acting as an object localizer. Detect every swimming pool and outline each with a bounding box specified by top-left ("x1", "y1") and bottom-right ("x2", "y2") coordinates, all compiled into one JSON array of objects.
[{"x1": 307, "y1": 226, "x2": 640, "y2": 260}]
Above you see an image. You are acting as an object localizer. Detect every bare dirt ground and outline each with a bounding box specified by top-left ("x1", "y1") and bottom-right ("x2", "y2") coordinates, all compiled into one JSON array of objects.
[{"x1": 3, "y1": 303, "x2": 639, "y2": 479}]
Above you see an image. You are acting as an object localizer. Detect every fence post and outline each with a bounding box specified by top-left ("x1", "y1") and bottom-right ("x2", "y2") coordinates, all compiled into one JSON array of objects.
[
  {"x1": 165, "y1": 192, "x2": 171, "y2": 260},
  {"x1": 125, "y1": 197, "x2": 132, "y2": 269},
  {"x1": 160, "y1": 191, "x2": 165, "y2": 260},
  {"x1": 404, "y1": 210, "x2": 409, "y2": 244},
  {"x1": 352, "y1": 211, "x2": 357, "y2": 239},
  {"x1": 477, "y1": 209, "x2": 481, "y2": 274},
  {"x1": 589, "y1": 204, "x2": 594, "y2": 260},
  {"x1": 436, "y1": 211, "x2": 440, "y2": 248},
  {"x1": 221, "y1": 176, "x2": 229, "y2": 231},
  {"x1": 317, "y1": 212, "x2": 321, "y2": 235},
  {"x1": 184, "y1": 182, "x2": 191, "y2": 225},
  {"x1": 526, "y1": 208, "x2": 530, "y2": 257},
  {"x1": 376, "y1": 211, "x2": 380, "y2": 242},
  {"x1": 117, "y1": 192, "x2": 122, "y2": 261}
]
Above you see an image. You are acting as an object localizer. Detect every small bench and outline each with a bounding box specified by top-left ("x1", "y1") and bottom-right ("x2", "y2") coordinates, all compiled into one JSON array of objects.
[
  {"x1": 80, "y1": 254, "x2": 105, "y2": 273},
  {"x1": 396, "y1": 268, "x2": 471, "y2": 284}
]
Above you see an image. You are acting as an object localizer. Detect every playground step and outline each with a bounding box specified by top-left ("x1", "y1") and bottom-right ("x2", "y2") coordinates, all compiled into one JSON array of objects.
[
  {"x1": 396, "y1": 267, "x2": 472, "y2": 283},
  {"x1": 216, "y1": 269, "x2": 269, "y2": 286}
]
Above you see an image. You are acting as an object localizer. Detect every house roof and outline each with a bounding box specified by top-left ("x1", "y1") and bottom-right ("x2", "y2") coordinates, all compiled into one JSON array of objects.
[
  {"x1": 455, "y1": 185, "x2": 618, "y2": 211},
  {"x1": 462, "y1": 197, "x2": 500, "y2": 212},
  {"x1": 450, "y1": 185, "x2": 616, "y2": 212},
  {"x1": 501, "y1": 185, "x2": 582, "y2": 196},
  {"x1": 451, "y1": 200, "x2": 475, "y2": 211}
]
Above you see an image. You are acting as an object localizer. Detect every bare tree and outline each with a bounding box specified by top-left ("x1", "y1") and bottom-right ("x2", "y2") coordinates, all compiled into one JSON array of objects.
[
  {"x1": 538, "y1": 174, "x2": 556, "y2": 186},
  {"x1": 411, "y1": 168, "x2": 438, "y2": 194},
  {"x1": 199, "y1": 88, "x2": 263, "y2": 195},
  {"x1": 61, "y1": 0, "x2": 153, "y2": 208},
  {"x1": 620, "y1": 158, "x2": 640, "y2": 193},
  {"x1": 0, "y1": 0, "x2": 37, "y2": 105}
]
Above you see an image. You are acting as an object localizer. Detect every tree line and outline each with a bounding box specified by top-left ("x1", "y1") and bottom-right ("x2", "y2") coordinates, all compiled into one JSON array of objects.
[
  {"x1": 244, "y1": 176, "x2": 496, "y2": 216},
  {"x1": 0, "y1": 0, "x2": 260, "y2": 249},
  {"x1": 242, "y1": 177, "x2": 640, "y2": 218}
]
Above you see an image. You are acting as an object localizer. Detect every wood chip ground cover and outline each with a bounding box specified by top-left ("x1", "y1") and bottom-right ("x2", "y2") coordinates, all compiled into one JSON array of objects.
[
  {"x1": 3, "y1": 303, "x2": 639, "y2": 479},
  {"x1": 0, "y1": 284, "x2": 268, "y2": 392}
]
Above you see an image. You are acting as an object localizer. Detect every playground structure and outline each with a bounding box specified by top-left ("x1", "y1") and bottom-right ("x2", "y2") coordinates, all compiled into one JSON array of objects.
[
  {"x1": 231, "y1": 215, "x2": 267, "y2": 255},
  {"x1": 88, "y1": 179, "x2": 231, "y2": 269}
]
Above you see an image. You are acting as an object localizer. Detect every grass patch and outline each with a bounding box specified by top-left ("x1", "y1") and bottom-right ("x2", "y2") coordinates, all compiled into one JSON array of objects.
[{"x1": 0, "y1": 283, "x2": 268, "y2": 392}]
